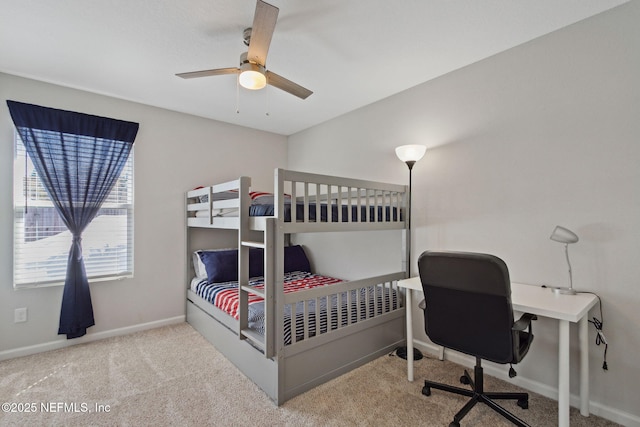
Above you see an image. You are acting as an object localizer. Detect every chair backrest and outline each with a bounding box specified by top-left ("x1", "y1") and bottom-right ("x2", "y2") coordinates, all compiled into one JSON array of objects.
[{"x1": 417, "y1": 251, "x2": 516, "y2": 364}]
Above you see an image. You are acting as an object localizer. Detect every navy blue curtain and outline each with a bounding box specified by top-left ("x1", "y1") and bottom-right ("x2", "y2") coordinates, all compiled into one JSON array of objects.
[{"x1": 7, "y1": 100, "x2": 138, "y2": 339}]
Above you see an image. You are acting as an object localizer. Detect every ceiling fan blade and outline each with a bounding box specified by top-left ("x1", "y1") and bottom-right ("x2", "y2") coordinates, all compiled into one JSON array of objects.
[
  {"x1": 176, "y1": 67, "x2": 239, "y2": 79},
  {"x1": 247, "y1": 0, "x2": 279, "y2": 66},
  {"x1": 266, "y1": 70, "x2": 313, "y2": 100}
]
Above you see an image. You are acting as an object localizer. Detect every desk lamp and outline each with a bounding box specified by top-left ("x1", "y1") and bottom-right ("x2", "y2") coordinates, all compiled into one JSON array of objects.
[
  {"x1": 394, "y1": 144, "x2": 426, "y2": 361},
  {"x1": 550, "y1": 225, "x2": 579, "y2": 295}
]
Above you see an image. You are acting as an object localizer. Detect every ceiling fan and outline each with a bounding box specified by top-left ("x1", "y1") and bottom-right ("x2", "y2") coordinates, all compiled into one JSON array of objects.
[{"x1": 176, "y1": 0, "x2": 312, "y2": 100}]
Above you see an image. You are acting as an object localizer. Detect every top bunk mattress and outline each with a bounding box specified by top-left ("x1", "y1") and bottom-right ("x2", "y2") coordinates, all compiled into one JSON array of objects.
[{"x1": 249, "y1": 202, "x2": 401, "y2": 222}]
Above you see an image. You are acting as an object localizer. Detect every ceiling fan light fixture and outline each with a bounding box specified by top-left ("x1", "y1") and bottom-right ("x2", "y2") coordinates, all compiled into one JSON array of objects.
[{"x1": 239, "y1": 62, "x2": 266, "y2": 90}]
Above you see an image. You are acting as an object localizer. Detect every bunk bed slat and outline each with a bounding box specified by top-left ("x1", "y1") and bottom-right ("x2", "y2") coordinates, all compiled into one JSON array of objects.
[
  {"x1": 315, "y1": 183, "x2": 321, "y2": 223},
  {"x1": 240, "y1": 285, "x2": 265, "y2": 298},
  {"x1": 337, "y1": 292, "x2": 344, "y2": 328},
  {"x1": 291, "y1": 181, "x2": 297, "y2": 223},
  {"x1": 242, "y1": 240, "x2": 266, "y2": 248},
  {"x1": 303, "y1": 300, "x2": 310, "y2": 340},
  {"x1": 314, "y1": 297, "x2": 320, "y2": 336},
  {"x1": 337, "y1": 185, "x2": 343, "y2": 223},
  {"x1": 303, "y1": 182, "x2": 309, "y2": 223},
  {"x1": 290, "y1": 303, "x2": 297, "y2": 344}
]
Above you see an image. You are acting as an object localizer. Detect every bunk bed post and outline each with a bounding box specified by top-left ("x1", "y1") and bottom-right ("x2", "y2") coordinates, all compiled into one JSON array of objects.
[
  {"x1": 185, "y1": 192, "x2": 192, "y2": 289},
  {"x1": 238, "y1": 176, "x2": 252, "y2": 339},
  {"x1": 263, "y1": 217, "x2": 276, "y2": 358},
  {"x1": 274, "y1": 168, "x2": 287, "y2": 401}
]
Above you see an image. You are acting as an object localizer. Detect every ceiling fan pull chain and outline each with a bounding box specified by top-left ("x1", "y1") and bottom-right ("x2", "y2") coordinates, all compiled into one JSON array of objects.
[
  {"x1": 265, "y1": 84, "x2": 270, "y2": 116},
  {"x1": 236, "y1": 75, "x2": 240, "y2": 114}
]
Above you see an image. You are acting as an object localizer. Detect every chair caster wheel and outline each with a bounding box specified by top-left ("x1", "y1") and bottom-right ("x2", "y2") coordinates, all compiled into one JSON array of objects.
[
  {"x1": 421, "y1": 385, "x2": 431, "y2": 396},
  {"x1": 449, "y1": 422, "x2": 460, "y2": 427},
  {"x1": 460, "y1": 375, "x2": 470, "y2": 385},
  {"x1": 517, "y1": 398, "x2": 529, "y2": 409}
]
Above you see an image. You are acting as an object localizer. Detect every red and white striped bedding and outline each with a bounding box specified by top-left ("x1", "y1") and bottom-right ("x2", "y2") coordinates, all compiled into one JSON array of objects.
[
  {"x1": 192, "y1": 271, "x2": 399, "y2": 345},
  {"x1": 194, "y1": 271, "x2": 342, "y2": 320}
]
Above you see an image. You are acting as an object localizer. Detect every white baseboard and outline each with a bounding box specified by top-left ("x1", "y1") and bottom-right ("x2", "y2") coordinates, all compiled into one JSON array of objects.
[
  {"x1": 413, "y1": 339, "x2": 639, "y2": 427},
  {"x1": 0, "y1": 316, "x2": 185, "y2": 362}
]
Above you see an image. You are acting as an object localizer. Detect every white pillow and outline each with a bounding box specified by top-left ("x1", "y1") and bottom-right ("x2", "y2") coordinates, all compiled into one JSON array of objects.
[
  {"x1": 192, "y1": 251, "x2": 208, "y2": 279},
  {"x1": 197, "y1": 190, "x2": 238, "y2": 203}
]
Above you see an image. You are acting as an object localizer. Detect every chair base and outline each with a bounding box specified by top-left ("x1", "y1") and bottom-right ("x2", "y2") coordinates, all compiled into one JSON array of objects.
[{"x1": 421, "y1": 360, "x2": 530, "y2": 427}]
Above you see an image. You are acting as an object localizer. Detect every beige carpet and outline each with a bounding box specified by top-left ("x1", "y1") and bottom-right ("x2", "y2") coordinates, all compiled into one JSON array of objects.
[{"x1": 0, "y1": 323, "x2": 619, "y2": 426}]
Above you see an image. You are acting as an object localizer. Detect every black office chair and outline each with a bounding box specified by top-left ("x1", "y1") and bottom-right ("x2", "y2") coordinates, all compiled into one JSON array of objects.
[{"x1": 417, "y1": 251, "x2": 537, "y2": 427}]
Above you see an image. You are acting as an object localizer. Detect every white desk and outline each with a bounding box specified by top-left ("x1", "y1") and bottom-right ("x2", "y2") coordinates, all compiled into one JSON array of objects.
[{"x1": 398, "y1": 277, "x2": 598, "y2": 427}]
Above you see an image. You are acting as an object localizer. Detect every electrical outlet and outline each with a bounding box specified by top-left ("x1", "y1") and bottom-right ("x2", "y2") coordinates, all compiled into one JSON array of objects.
[{"x1": 14, "y1": 307, "x2": 27, "y2": 323}]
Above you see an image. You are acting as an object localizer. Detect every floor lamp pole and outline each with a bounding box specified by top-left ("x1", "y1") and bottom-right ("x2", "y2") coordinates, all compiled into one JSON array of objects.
[{"x1": 406, "y1": 160, "x2": 415, "y2": 275}]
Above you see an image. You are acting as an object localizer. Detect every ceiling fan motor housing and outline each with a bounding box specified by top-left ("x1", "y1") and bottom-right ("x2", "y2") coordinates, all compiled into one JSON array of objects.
[
  {"x1": 243, "y1": 27, "x2": 252, "y2": 46},
  {"x1": 239, "y1": 51, "x2": 261, "y2": 67}
]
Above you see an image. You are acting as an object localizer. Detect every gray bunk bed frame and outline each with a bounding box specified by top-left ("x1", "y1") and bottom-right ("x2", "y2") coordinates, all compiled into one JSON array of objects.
[{"x1": 185, "y1": 168, "x2": 408, "y2": 405}]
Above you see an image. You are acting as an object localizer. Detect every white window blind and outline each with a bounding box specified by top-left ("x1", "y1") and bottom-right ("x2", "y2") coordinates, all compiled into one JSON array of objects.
[{"x1": 13, "y1": 132, "x2": 134, "y2": 288}]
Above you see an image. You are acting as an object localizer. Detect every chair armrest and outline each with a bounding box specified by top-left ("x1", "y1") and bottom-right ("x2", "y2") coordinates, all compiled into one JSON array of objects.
[{"x1": 512, "y1": 313, "x2": 537, "y2": 331}]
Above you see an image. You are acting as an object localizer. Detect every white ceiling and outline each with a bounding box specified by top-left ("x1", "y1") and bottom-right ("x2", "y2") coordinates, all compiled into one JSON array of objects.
[{"x1": 0, "y1": 0, "x2": 627, "y2": 136}]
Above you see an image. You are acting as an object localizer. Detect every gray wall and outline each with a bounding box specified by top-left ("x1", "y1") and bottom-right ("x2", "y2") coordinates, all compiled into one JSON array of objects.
[
  {"x1": 1, "y1": 1, "x2": 638, "y2": 424},
  {"x1": 288, "y1": 2, "x2": 639, "y2": 424},
  {"x1": 0, "y1": 72, "x2": 287, "y2": 356}
]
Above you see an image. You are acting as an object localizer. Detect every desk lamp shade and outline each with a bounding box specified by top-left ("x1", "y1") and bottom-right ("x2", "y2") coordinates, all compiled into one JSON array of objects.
[
  {"x1": 550, "y1": 225, "x2": 579, "y2": 295},
  {"x1": 550, "y1": 226, "x2": 579, "y2": 244}
]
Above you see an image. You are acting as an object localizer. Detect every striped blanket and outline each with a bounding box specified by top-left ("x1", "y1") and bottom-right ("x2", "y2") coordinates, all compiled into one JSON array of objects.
[{"x1": 193, "y1": 271, "x2": 399, "y2": 345}]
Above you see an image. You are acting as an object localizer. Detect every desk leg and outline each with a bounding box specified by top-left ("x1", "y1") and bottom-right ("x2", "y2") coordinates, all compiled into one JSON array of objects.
[
  {"x1": 406, "y1": 288, "x2": 414, "y2": 382},
  {"x1": 579, "y1": 316, "x2": 590, "y2": 416},
  {"x1": 559, "y1": 320, "x2": 570, "y2": 427}
]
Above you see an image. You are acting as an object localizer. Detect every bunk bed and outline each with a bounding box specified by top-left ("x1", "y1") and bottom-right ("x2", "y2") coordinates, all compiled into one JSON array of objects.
[{"x1": 185, "y1": 169, "x2": 408, "y2": 405}]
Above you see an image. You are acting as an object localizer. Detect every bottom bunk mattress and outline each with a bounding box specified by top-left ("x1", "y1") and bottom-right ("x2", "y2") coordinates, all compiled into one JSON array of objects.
[{"x1": 191, "y1": 271, "x2": 399, "y2": 346}]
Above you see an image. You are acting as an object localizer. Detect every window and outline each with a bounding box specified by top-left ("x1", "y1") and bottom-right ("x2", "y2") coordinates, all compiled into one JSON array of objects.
[{"x1": 13, "y1": 132, "x2": 134, "y2": 288}]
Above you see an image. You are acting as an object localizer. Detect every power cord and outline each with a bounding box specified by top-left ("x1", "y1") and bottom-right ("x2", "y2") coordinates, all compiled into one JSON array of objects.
[
  {"x1": 541, "y1": 286, "x2": 609, "y2": 370},
  {"x1": 389, "y1": 346, "x2": 424, "y2": 360},
  {"x1": 579, "y1": 292, "x2": 608, "y2": 370}
]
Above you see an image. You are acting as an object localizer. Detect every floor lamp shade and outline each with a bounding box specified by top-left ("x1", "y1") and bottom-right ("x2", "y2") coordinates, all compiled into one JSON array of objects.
[{"x1": 395, "y1": 145, "x2": 427, "y2": 168}]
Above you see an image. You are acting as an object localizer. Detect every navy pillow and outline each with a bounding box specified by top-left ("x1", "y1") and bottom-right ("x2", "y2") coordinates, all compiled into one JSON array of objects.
[
  {"x1": 198, "y1": 248, "x2": 263, "y2": 283},
  {"x1": 283, "y1": 245, "x2": 311, "y2": 274},
  {"x1": 199, "y1": 249, "x2": 237, "y2": 283},
  {"x1": 199, "y1": 245, "x2": 311, "y2": 284}
]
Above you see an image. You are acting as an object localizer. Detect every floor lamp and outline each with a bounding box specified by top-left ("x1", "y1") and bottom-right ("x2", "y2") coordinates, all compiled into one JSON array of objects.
[
  {"x1": 395, "y1": 144, "x2": 427, "y2": 274},
  {"x1": 394, "y1": 144, "x2": 426, "y2": 361}
]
